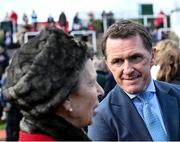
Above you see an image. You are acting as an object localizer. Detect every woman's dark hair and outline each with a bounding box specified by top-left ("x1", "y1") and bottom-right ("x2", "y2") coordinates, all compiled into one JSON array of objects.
[
  {"x1": 101, "y1": 19, "x2": 152, "y2": 59},
  {"x1": 3, "y1": 28, "x2": 92, "y2": 118}
]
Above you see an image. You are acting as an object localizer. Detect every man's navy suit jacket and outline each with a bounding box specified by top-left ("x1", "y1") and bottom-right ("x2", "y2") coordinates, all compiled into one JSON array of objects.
[{"x1": 88, "y1": 80, "x2": 180, "y2": 141}]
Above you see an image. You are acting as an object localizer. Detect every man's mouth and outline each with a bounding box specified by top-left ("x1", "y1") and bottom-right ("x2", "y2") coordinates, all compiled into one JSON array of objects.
[{"x1": 122, "y1": 74, "x2": 141, "y2": 80}]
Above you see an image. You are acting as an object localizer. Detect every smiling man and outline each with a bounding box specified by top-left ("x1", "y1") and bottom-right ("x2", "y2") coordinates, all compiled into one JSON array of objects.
[{"x1": 88, "y1": 19, "x2": 180, "y2": 141}]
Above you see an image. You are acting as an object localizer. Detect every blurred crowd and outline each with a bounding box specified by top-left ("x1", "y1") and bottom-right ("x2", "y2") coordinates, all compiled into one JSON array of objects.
[{"x1": 0, "y1": 9, "x2": 180, "y2": 141}]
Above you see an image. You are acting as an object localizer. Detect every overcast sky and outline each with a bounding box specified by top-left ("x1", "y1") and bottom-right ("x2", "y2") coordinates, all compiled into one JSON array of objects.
[{"x1": 1, "y1": 0, "x2": 180, "y2": 27}]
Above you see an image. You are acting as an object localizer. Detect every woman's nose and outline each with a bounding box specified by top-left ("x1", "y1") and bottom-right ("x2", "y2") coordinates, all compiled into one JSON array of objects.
[{"x1": 96, "y1": 82, "x2": 104, "y2": 97}]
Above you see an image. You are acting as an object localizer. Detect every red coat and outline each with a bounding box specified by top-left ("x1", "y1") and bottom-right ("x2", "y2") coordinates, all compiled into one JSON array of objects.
[
  {"x1": 10, "y1": 11, "x2": 18, "y2": 23},
  {"x1": 19, "y1": 130, "x2": 56, "y2": 141}
]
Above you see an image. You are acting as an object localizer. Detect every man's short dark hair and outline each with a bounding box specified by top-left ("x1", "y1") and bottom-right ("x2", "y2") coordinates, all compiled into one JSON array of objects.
[{"x1": 101, "y1": 19, "x2": 152, "y2": 58}]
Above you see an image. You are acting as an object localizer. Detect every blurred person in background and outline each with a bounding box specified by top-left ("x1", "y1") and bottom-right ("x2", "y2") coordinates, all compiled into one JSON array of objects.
[
  {"x1": 31, "y1": 10, "x2": 38, "y2": 31},
  {"x1": 22, "y1": 13, "x2": 29, "y2": 25},
  {"x1": 167, "y1": 31, "x2": 180, "y2": 46},
  {"x1": 93, "y1": 55, "x2": 116, "y2": 101},
  {"x1": 0, "y1": 32, "x2": 9, "y2": 79},
  {"x1": 47, "y1": 14, "x2": 54, "y2": 24},
  {"x1": 106, "y1": 11, "x2": 115, "y2": 28},
  {"x1": 0, "y1": 67, "x2": 22, "y2": 141},
  {"x1": 58, "y1": 12, "x2": 69, "y2": 33},
  {"x1": 0, "y1": 30, "x2": 5, "y2": 49},
  {"x1": 87, "y1": 12, "x2": 95, "y2": 31},
  {"x1": 103, "y1": 72, "x2": 116, "y2": 97},
  {"x1": 47, "y1": 14, "x2": 56, "y2": 29},
  {"x1": 93, "y1": 55, "x2": 108, "y2": 89},
  {"x1": 153, "y1": 39, "x2": 180, "y2": 85},
  {"x1": 72, "y1": 12, "x2": 82, "y2": 31},
  {"x1": 0, "y1": 46, "x2": 9, "y2": 80},
  {"x1": 4, "y1": 32, "x2": 13, "y2": 49},
  {"x1": 154, "y1": 10, "x2": 166, "y2": 30},
  {"x1": 9, "y1": 10, "x2": 18, "y2": 33},
  {"x1": 3, "y1": 28, "x2": 103, "y2": 141}
]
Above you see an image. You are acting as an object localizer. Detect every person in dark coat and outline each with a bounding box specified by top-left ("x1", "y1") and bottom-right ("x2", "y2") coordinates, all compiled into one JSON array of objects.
[
  {"x1": 0, "y1": 46, "x2": 9, "y2": 80},
  {"x1": 58, "y1": 12, "x2": 69, "y2": 33},
  {"x1": 0, "y1": 69, "x2": 22, "y2": 141},
  {"x1": 103, "y1": 73, "x2": 116, "y2": 95}
]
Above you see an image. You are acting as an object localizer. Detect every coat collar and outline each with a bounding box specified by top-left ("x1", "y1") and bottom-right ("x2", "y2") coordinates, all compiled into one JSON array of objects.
[
  {"x1": 110, "y1": 85, "x2": 152, "y2": 140},
  {"x1": 154, "y1": 80, "x2": 179, "y2": 140}
]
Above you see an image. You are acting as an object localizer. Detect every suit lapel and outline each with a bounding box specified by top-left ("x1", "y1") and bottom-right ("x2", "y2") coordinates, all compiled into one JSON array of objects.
[
  {"x1": 154, "y1": 81, "x2": 179, "y2": 140},
  {"x1": 110, "y1": 86, "x2": 152, "y2": 140}
]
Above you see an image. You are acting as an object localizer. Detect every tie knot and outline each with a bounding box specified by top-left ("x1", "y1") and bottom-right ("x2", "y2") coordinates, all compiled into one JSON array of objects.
[{"x1": 136, "y1": 92, "x2": 153, "y2": 104}]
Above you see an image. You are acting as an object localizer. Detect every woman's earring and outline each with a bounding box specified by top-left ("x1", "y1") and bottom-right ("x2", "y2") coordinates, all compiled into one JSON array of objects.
[{"x1": 69, "y1": 108, "x2": 73, "y2": 112}]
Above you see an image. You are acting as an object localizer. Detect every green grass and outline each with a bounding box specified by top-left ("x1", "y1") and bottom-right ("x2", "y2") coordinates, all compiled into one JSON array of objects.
[{"x1": 0, "y1": 120, "x2": 6, "y2": 130}]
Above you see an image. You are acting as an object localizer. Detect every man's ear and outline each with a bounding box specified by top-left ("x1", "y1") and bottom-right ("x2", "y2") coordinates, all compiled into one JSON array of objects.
[
  {"x1": 105, "y1": 60, "x2": 111, "y2": 72},
  {"x1": 150, "y1": 48, "x2": 156, "y2": 66}
]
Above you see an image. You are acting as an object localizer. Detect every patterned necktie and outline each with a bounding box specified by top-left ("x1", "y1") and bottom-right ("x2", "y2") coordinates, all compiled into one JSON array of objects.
[{"x1": 137, "y1": 92, "x2": 168, "y2": 141}]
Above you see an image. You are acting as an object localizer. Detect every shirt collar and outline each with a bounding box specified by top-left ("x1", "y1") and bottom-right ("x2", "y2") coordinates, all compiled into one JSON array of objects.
[{"x1": 125, "y1": 78, "x2": 156, "y2": 99}]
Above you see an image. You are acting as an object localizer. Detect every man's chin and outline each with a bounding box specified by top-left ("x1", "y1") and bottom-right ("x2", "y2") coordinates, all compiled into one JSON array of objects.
[{"x1": 123, "y1": 87, "x2": 142, "y2": 94}]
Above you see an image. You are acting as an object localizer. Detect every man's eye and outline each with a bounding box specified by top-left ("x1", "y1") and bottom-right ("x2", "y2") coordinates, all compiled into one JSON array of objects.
[
  {"x1": 130, "y1": 55, "x2": 143, "y2": 63},
  {"x1": 111, "y1": 59, "x2": 123, "y2": 65}
]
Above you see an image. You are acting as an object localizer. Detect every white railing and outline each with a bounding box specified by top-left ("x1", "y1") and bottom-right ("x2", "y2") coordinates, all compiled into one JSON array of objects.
[
  {"x1": 24, "y1": 31, "x2": 40, "y2": 43},
  {"x1": 71, "y1": 30, "x2": 97, "y2": 53}
]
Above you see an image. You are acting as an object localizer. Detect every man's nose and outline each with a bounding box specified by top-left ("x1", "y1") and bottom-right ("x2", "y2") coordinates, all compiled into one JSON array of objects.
[{"x1": 123, "y1": 60, "x2": 134, "y2": 75}]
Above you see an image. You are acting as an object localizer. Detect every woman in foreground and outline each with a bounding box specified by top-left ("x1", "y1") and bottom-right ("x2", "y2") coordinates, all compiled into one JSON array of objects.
[{"x1": 3, "y1": 28, "x2": 104, "y2": 141}]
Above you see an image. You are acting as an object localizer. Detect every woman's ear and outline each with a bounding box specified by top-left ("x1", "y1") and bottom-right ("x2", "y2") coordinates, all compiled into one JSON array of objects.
[
  {"x1": 62, "y1": 100, "x2": 73, "y2": 112},
  {"x1": 54, "y1": 99, "x2": 73, "y2": 116}
]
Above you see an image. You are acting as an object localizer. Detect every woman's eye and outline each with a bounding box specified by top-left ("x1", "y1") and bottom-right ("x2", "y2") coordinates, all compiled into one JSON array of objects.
[{"x1": 89, "y1": 80, "x2": 95, "y2": 87}]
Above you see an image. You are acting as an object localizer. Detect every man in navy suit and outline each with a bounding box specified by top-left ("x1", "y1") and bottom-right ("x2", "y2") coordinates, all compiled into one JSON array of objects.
[{"x1": 88, "y1": 20, "x2": 180, "y2": 141}]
